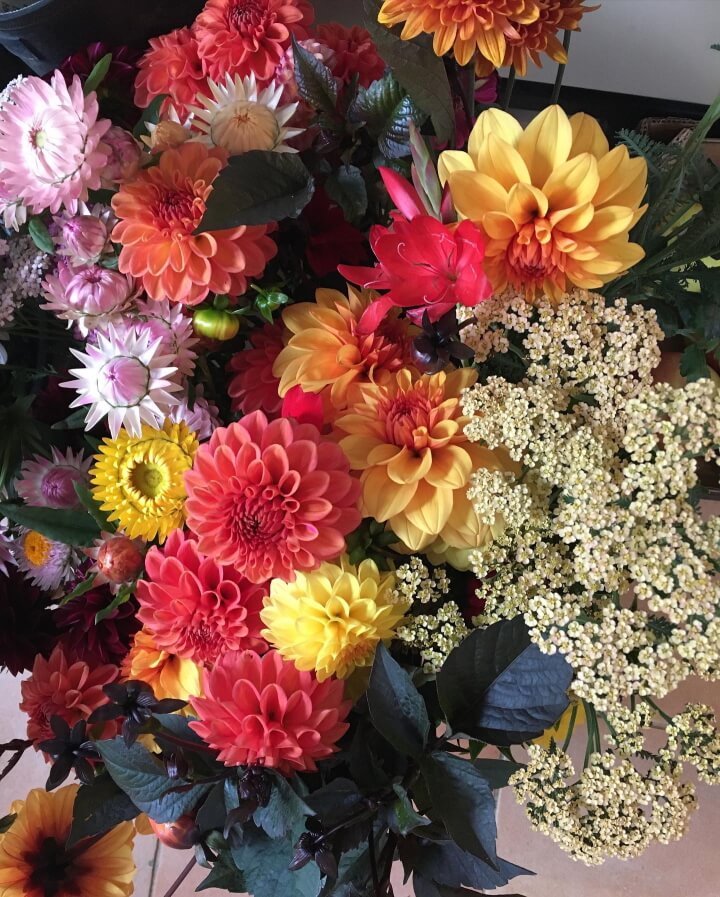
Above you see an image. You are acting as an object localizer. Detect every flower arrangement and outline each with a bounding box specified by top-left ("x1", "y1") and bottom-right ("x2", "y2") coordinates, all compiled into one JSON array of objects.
[{"x1": 0, "y1": 2, "x2": 718, "y2": 896}]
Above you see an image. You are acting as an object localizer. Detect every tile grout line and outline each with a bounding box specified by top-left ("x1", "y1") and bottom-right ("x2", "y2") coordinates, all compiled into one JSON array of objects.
[{"x1": 146, "y1": 837, "x2": 162, "y2": 897}]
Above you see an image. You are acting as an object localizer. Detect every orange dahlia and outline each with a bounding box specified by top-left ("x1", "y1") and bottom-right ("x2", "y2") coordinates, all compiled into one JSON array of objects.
[
  {"x1": 227, "y1": 322, "x2": 287, "y2": 416},
  {"x1": 121, "y1": 628, "x2": 202, "y2": 703},
  {"x1": 335, "y1": 368, "x2": 509, "y2": 552},
  {"x1": 134, "y1": 27, "x2": 208, "y2": 120},
  {"x1": 439, "y1": 106, "x2": 648, "y2": 299},
  {"x1": 0, "y1": 785, "x2": 135, "y2": 897},
  {"x1": 111, "y1": 142, "x2": 277, "y2": 306},
  {"x1": 190, "y1": 649, "x2": 351, "y2": 773},
  {"x1": 194, "y1": 0, "x2": 314, "y2": 81},
  {"x1": 378, "y1": 0, "x2": 541, "y2": 68},
  {"x1": 184, "y1": 412, "x2": 361, "y2": 583},
  {"x1": 19, "y1": 645, "x2": 118, "y2": 747},
  {"x1": 273, "y1": 286, "x2": 413, "y2": 411},
  {"x1": 137, "y1": 529, "x2": 267, "y2": 665}
]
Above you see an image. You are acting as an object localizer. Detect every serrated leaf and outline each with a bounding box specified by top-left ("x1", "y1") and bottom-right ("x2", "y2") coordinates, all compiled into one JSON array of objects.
[
  {"x1": 253, "y1": 772, "x2": 312, "y2": 839},
  {"x1": 83, "y1": 52, "x2": 113, "y2": 96},
  {"x1": 0, "y1": 501, "x2": 100, "y2": 547},
  {"x1": 679, "y1": 343, "x2": 710, "y2": 381},
  {"x1": 420, "y1": 751, "x2": 497, "y2": 866},
  {"x1": 379, "y1": 94, "x2": 426, "y2": 160},
  {"x1": 28, "y1": 217, "x2": 54, "y2": 254},
  {"x1": 231, "y1": 827, "x2": 320, "y2": 897},
  {"x1": 437, "y1": 617, "x2": 572, "y2": 744},
  {"x1": 367, "y1": 643, "x2": 430, "y2": 758},
  {"x1": 197, "y1": 851, "x2": 247, "y2": 892},
  {"x1": 325, "y1": 165, "x2": 368, "y2": 223},
  {"x1": 388, "y1": 784, "x2": 430, "y2": 835},
  {"x1": 68, "y1": 774, "x2": 139, "y2": 846},
  {"x1": 292, "y1": 36, "x2": 338, "y2": 116},
  {"x1": 96, "y1": 737, "x2": 209, "y2": 823},
  {"x1": 196, "y1": 151, "x2": 314, "y2": 231},
  {"x1": 363, "y1": 0, "x2": 453, "y2": 144},
  {"x1": 407, "y1": 840, "x2": 531, "y2": 894}
]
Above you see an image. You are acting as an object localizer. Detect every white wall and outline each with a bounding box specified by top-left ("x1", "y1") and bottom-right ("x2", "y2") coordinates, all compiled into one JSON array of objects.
[{"x1": 313, "y1": 0, "x2": 720, "y2": 105}]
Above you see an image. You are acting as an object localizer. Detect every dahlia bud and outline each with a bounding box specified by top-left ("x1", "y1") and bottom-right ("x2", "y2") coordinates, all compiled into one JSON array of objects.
[
  {"x1": 95, "y1": 534, "x2": 144, "y2": 584},
  {"x1": 56, "y1": 214, "x2": 108, "y2": 265},
  {"x1": 101, "y1": 126, "x2": 142, "y2": 187},
  {"x1": 148, "y1": 815, "x2": 200, "y2": 850},
  {"x1": 64, "y1": 265, "x2": 136, "y2": 321},
  {"x1": 145, "y1": 120, "x2": 191, "y2": 153}
]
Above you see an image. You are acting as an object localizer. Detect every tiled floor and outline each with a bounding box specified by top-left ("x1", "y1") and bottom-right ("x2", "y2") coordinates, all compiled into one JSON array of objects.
[{"x1": 1, "y1": 671, "x2": 718, "y2": 897}]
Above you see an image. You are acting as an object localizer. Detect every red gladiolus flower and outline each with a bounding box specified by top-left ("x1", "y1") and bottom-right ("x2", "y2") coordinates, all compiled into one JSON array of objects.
[{"x1": 190, "y1": 649, "x2": 351, "y2": 773}]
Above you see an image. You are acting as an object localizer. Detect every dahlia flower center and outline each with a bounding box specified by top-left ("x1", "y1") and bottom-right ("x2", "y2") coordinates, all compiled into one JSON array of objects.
[
  {"x1": 151, "y1": 187, "x2": 202, "y2": 232},
  {"x1": 229, "y1": 488, "x2": 287, "y2": 547},
  {"x1": 41, "y1": 467, "x2": 81, "y2": 507},
  {"x1": 131, "y1": 461, "x2": 167, "y2": 498},
  {"x1": 25, "y1": 836, "x2": 75, "y2": 897},
  {"x1": 229, "y1": 0, "x2": 270, "y2": 31},
  {"x1": 24, "y1": 531, "x2": 51, "y2": 567},
  {"x1": 98, "y1": 356, "x2": 150, "y2": 407},
  {"x1": 381, "y1": 393, "x2": 435, "y2": 449},
  {"x1": 506, "y1": 225, "x2": 565, "y2": 289},
  {"x1": 210, "y1": 101, "x2": 280, "y2": 154}
]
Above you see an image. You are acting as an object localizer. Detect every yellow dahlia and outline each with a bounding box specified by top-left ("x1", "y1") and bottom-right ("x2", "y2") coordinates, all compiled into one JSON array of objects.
[
  {"x1": 378, "y1": 0, "x2": 542, "y2": 67},
  {"x1": 273, "y1": 285, "x2": 412, "y2": 410},
  {"x1": 90, "y1": 420, "x2": 198, "y2": 543},
  {"x1": 438, "y1": 106, "x2": 648, "y2": 300},
  {"x1": 0, "y1": 785, "x2": 135, "y2": 897},
  {"x1": 121, "y1": 628, "x2": 202, "y2": 703},
  {"x1": 335, "y1": 368, "x2": 509, "y2": 552},
  {"x1": 261, "y1": 558, "x2": 406, "y2": 681}
]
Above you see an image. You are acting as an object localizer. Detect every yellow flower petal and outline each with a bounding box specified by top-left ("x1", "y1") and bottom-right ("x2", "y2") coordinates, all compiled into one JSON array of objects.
[
  {"x1": 574, "y1": 205, "x2": 637, "y2": 242},
  {"x1": 468, "y1": 108, "x2": 524, "y2": 160},
  {"x1": 438, "y1": 150, "x2": 475, "y2": 185},
  {"x1": 543, "y1": 152, "x2": 599, "y2": 208},
  {"x1": 569, "y1": 112, "x2": 609, "y2": 158},
  {"x1": 447, "y1": 170, "x2": 509, "y2": 220},
  {"x1": 517, "y1": 105, "x2": 573, "y2": 186},
  {"x1": 474, "y1": 133, "x2": 532, "y2": 191},
  {"x1": 508, "y1": 182, "x2": 549, "y2": 223}
]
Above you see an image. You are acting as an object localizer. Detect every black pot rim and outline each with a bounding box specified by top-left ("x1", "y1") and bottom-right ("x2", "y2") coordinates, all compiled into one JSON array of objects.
[{"x1": 0, "y1": 1, "x2": 58, "y2": 21}]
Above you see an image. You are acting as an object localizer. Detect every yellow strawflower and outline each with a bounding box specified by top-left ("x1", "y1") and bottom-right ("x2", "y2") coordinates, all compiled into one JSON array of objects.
[
  {"x1": 90, "y1": 420, "x2": 198, "y2": 543},
  {"x1": 261, "y1": 559, "x2": 407, "y2": 681}
]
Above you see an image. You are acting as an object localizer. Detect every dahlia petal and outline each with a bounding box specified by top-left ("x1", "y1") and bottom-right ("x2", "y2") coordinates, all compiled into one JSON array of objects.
[
  {"x1": 437, "y1": 150, "x2": 475, "y2": 185},
  {"x1": 517, "y1": 105, "x2": 573, "y2": 186},
  {"x1": 569, "y1": 112, "x2": 610, "y2": 158},
  {"x1": 361, "y1": 467, "x2": 417, "y2": 521},
  {"x1": 574, "y1": 205, "x2": 636, "y2": 242},
  {"x1": 543, "y1": 153, "x2": 600, "y2": 208},
  {"x1": 448, "y1": 171, "x2": 508, "y2": 221},
  {"x1": 474, "y1": 134, "x2": 532, "y2": 192}
]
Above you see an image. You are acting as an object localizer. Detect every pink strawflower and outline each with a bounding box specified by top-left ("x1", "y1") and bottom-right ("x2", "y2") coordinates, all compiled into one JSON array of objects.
[
  {"x1": 168, "y1": 386, "x2": 220, "y2": 441},
  {"x1": 54, "y1": 213, "x2": 108, "y2": 265},
  {"x1": 12, "y1": 530, "x2": 76, "y2": 592},
  {"x1": 16, "y1": 447, "x2": 91, "y2": 510},
  {"x1": 0, "y1": 72, "x2": 111, "y2": 215},
  {"x1": 133, "y1": 298, "x2": 199, "y2": 378},
  {"x1": 42, "y1": 259, "x2": 139, "y2": 335},
  {"x1": 62, "y1": 322, "x2": 182, "y2": 437},
  {"x1": 100, "y1": 126, "x2": 142, "y2": 187}
]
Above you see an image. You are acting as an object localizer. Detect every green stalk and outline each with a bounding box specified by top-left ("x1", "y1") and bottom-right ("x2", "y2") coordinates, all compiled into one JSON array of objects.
[{"x1": 561, "y1": 702, "x2": 580, "y2": 753}]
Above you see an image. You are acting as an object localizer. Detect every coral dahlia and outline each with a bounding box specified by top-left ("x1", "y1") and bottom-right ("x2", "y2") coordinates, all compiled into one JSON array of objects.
[
  {"x1": 438, "y1": 106, "x2": 648, "y2": 299},
  {"x1": 190, "y1": 649, "x2": 350, "y2": 773},
  {"x1": 0, "y1": 72, "x2": 110, "y2": 215},
  {"x1": 20, "y1": 644, "x2": 118, "y2": 746},
  {"x1": 134, "y1": 27, "x2": 208, "y2": 120},
  {"x1": 273, "y1": 285, "x2": 412, "y2": 411},
  {"x1": 0, "y1": 785, "x2": 135, "y2": 897},
  {"x1": 316, "y1": 23, "x2": 385, "y2": 88},
  {"x1": 262, "y1": 558, "x2": 407, "y2": 680},
  {"x1": 111, "y1": 142, "x2": 277, "y2": 306},
  {"x1": 137, "y1": 529, "x2": 267, "y2": 665},
  {"x1": 184, "y1": 411, "x2": 361, "y2": 583},
  {"x1": 194, "y1": 0, "x2": 314, "y2": 82},
  {"x1": 16, "y1": 446, "x2": 91, "y2": 510},
  {"x1": 335, "y1": 368, "x2": 511, "y2": 552},
  {"x1": 227, "y1": 322, "x2": 286, "y2": 416}
]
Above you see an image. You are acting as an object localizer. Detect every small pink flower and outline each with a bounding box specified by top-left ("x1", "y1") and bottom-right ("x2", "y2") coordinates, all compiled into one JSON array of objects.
[
  {"x1": 42, "y1": 260, "x2": 139, "y2": 334},
  {"x1": 55, "y1": 214, "x2": 108, "y2": 265},
  {"x1": 16, "y1": 446, "x2": 91, "y2": 510},
  {"x1": 101, "y1": 126, "x2": 142, "y2": 187}
]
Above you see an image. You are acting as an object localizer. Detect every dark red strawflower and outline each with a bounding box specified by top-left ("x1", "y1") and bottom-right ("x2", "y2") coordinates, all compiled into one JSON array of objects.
[
  {"x1": 303, "y1": 189, "x2": 368, "y2": 277},
  {"x1": 0, "y1": 569, "x2": 58, "y2": 676},
  {"x1": 60, "y1": 42, "x2": 140, "y2": 97},
  {"x1": 55, "y1": 586, "x2": 141, "y2": 667},
  {"x1": 316, "y1": 23, "x2": 384, "y2": 88}
]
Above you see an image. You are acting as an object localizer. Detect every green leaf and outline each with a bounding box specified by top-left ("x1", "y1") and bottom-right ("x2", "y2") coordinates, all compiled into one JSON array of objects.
[
  {"x1": 351, "y1": 73, "x2": 426, "y2": 159},
  {"x1": 325, "y1": 165, "x2": 368, "y2": 223},
  {"x1": 196, "y1": 783, "x2": 228, "y2": 834},
  {"x1": 436, "y1": 617, "x2": 572, "y2": 745},
  {"x1": 96, "y1": 737, "x2": 209, "y2": 823},
  {"x1": 388, "y1": 784, "x2": 430, "y2": 835},
  {"x1": 409, "y1": 121, "x2": 442, "y2": 217},
  {"x1": 197, "y1": 851, "x2": 247, "y2": 892},
  {"x1": 363, "y1": 0, "x2": 453, "y2": 144},
  {"x1": 420, "y1": 751, "x2": 497, "y2": 866},
  {"x1": 679, "y1": 343, "x2": 710, "y2": 381},
  {"x1": 83, "y1": 52, "x2": 113, "y2": 96},
  {"x1": 196, "y1": 152, "x2": 314, "y2": 231},
  {"x1": 133, "y1": 93, "x2": 167, "y2": 140},
  {"x1": 58, "y1": 573, "x2": 98, "y2": 607},
  {"x1": 367, "y1": 643, "x2": 430, "y2": 758},
  {"x1": 94, "y1": 585, "x2": 133, "y2": 625},
  {"x1": 0, "y1": 814, "x2": 16, "y2": 835},
  {"x1": 0, "y1": 502, "x2": 100, "y2": 547},
  {"x1": 408, "y1": 839, "x2": 532, "y2": 896},
  {"x1": 472, "y1": 759, "x2": 524, "y2": 790},
  {"x1": 379, "y1": 94, "x2": 426, "y2": 159},
  {"x1": 74, "y1": 482, "x2": 116, "y2": 533},
  {"x1": 68, "y1": 774, "x2": 139, "y2": 846},
  {"x1": 292, "y1": 36, "x2": 338, "y2": 115},
  {"x1": 253, "y1": 771, "x2": 312, "y2": 839},
  {"x1": 51, "y1": 408, "x2": 89, "y2": 430},
  {"x1": 28, "y1": 217, "x2": 54, "y2": 254},
  {"x1": 231, "y1": 826, "x2": 321, "y2": 897}
]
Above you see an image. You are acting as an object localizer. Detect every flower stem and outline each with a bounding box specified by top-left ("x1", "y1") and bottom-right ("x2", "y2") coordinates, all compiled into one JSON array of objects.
[
  {"x1": 550, "y1": 31, "x2": 573, "y2": 105},
  {"x1": 501, "y1": 66, "x2": 516, "y2": 111},
  {"x1": 561, "y1": 702, "x2": 580, "y2": 753},
  {"x1": 161, "y1": 858, "x2": 195, "y2": 897}
]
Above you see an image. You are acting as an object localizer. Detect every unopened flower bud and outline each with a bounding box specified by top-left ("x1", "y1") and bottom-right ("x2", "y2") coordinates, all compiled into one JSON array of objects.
[
  {"x1": 96, "y1": 534, "x2": 144, "y2": 584},
  {"x1": 56, "y1": 214, "x2": 108, "y2": 265},
  {"x1": 101, "y1": 126, "x2": 142, "y2": 186}
]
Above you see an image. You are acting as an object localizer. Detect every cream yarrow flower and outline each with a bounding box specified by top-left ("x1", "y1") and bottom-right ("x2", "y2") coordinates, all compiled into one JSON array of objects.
[
  {"x1": 90, "y1": 421, "x2": 198, "y2": 543},
  {"x1": 189, "y1": 73, "x2": 303, "y2": 155},
  {"x1": 261, "y1": 558, "x2": 407, "y2": 681}
]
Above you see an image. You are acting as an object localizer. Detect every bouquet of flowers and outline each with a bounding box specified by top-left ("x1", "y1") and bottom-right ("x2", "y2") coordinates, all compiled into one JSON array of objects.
[{"x1": 0, "y1": 1, "x2": 718, "y2": 896}]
